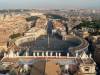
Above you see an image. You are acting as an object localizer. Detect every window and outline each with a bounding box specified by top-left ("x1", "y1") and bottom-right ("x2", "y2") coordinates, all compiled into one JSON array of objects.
[{"x1": 84, "y1": 67, "x2": 90, "y2": 72}]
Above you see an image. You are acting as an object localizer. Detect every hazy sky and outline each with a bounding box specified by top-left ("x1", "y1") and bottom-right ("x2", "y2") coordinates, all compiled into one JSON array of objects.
[{"x1": 0, "y1": 0, "x2": 100, "y2": 9}]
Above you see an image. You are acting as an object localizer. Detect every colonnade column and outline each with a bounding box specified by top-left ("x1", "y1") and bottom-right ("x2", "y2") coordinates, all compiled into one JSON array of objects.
[
  {"x1": 67, "y1": 53, "x2": 69, "y2": 57},
  {"x1": 50, "y1": 52, "x2": 53, "y2": 57},
  {"x1": 37, "y1": 52, "x2": 39, "y2": 57},
  {"x1": 46, "y1": 51, "x2": 48, "y2": 57},
  {"x1": 4, "y1": 53, "x2": 7, "y2": 57},
  {"x1": 33, "y1": 52, "x2": 36, "y2": 57},
  {"x1": 16, "y1": 52, "x2": 19, "y2": 56},
  {"x1": 42, "y1": 52, "x2": 44, "y2": 57},
  {"x1": 25, "y1": 51, "x2": 28, "y2": 56},
  {"x1": 56, "y1": 52, "x2": 58, "y2": 57},
  {"x1": 76, "y1": 52, "x2": 78, "y2": 57},
  {"x1": 59, "y1": 52, "x2": 61, "y2": 57},
  {"x1": 9, "y1": 50, "x2": 14, "y2": 57}
]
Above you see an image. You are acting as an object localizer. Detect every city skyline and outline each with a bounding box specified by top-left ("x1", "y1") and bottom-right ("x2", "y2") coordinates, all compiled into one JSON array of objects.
[{"x1": 0, "y1": 0, "x2": 100, "y2": 9}]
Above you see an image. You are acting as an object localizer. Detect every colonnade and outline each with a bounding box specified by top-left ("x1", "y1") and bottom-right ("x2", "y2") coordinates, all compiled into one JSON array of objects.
[
  {"x1": 32, "y1": 51, "x2": 61, "y2": 57},
  {"x1": 3, "y1": 50, "x2": 79, "y2": 58},
  {"x1": 4, "y1": 51, "x2": 62, "y2": 58}
]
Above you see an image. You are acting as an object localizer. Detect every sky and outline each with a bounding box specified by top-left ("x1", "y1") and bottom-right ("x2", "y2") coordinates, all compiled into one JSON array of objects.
[{"x1": 0, "y1": 0, "x2": 100, "y2": 9}]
